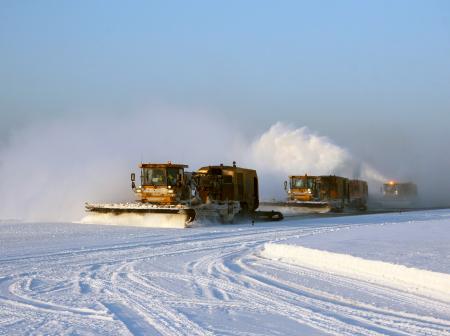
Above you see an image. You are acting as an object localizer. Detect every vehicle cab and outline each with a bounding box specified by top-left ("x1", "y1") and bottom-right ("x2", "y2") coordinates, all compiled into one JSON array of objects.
[
  {"x1": 286, "y1": 175, "x2": 317, "y2": 201},
  {"x1": 132, "y1": 163, "x2": 188, "y2": 204},
  {"x1": 382, "y1": 181, "x2": 418, "y2": 200}
]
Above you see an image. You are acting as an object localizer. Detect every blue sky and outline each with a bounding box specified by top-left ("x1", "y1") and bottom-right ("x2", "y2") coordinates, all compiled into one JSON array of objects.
[{"x1": 1, "y1": 1, "x2": 449, "y2": 170}]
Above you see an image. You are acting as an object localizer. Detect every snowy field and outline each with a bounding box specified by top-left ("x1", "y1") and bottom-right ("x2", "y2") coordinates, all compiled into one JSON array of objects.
[{"x1": 1, "y1": 210, "x2": 450, "y2": 335}]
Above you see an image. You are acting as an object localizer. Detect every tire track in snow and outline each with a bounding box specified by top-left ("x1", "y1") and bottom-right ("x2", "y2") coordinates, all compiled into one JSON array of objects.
[
  {"x1": 231, "y1": 250, "x2": 450, "y2": 335},
  {"x1": 0, "y1": 277, "x2": 111, "y2": 321},
  {"x1": 1, "y1": 219, "x2": 448, "y2": 335},
  {"x1": 184, "y1": 242, "x2": 389, "y2": 336},
  {"x1": 254, "y1": 257, "x2": 450, "y2": 321},
  {"x1": 103, "y1": 262, "x2": 212, "y2": 336}
]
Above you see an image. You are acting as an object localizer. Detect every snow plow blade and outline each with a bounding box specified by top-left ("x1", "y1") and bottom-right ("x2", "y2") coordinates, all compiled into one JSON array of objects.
[
  {"x1": 258, "y1": 201, "x2": 331, "y2": 216},
  {"x1": 252, "y1": 210, "x2": 284, "y2": 221},
  {"x1": 288, "y1": 201, "x2": 330, "y2": 208},
  {"x1": 83, "y1": 203, "x2": 196, "y2": 228}
]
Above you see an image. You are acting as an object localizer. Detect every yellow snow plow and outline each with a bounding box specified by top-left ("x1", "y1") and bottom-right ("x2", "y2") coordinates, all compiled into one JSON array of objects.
[
  {"x1": 380, "y1": 181, "x2": 418, "y2": 208},
  {"x1": 260, "y1": 174, "x2": 368, "y2": 216},
  {"x1": 84, "y1": 162, "x2": 282, "y2": 228}
]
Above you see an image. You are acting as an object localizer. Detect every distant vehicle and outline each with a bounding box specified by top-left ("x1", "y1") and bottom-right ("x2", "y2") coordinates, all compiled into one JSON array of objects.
[
  {"x1": 381, "y1": 181, "x2": 418, "y2": 208},
  {"x1": 260, "y1": 174, "x2": 368, "y2": 215},
  {"x1": 85, "y1": 162, "x2": 282, "y2": 227}
]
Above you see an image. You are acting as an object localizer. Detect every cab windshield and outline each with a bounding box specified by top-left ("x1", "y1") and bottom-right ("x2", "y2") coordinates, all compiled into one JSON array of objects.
[
  {"x1": 291, "y1": 177, "x2": 314, "y2": 189},
  {"x1": 142, "y1": 168, "x2": 166, "y2": 186},
  {"x1": 383, "y1": 184, "x2": 397, "y2": 194},
  {"x1": 141, "y1": 167, "x2": 183, "y2": 186},
  {"x1": 167, "y1": 168, "x2": 181, "y2": 186}
]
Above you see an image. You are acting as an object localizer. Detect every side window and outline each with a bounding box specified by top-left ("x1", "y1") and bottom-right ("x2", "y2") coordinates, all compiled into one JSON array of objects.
[
  {"x1": 210, "y1": 168, "x2": 222, "y2": 175},
  {"x1": 237, "y1": 173, "x2": 244, "y2": 185},
  {"x1": 223, "y1": 175, "x2": 233, "y2": 184},
  {"x1": 167, "y1": 168, "x2": 179, "y2": 186},
  {"x1": 237, "y1": 173, "x2": 244, "y2": 198}
]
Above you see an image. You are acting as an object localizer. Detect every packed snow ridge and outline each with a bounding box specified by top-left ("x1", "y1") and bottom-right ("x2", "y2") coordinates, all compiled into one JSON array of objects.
[
  {"x1": 261, "y1": 243, "x2": 450, "y2": 303},
  {"x1": 1, "y1": 209, "x2": 450, "y2": 335}
]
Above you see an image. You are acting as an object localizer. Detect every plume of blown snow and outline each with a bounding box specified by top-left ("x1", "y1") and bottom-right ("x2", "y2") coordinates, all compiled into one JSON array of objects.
[
  {"x1": 244, "y1": 122, "x2": 387, "y2": 199},
  {"x1": 0, "y1": 107, "x2": 240, "y2": 222},
  {"x1": 249, "y1": 122, "x2": 352, "y2": 176},
  {"x1": 0, "y1": 115, "x2": 388, "y2": 222}
]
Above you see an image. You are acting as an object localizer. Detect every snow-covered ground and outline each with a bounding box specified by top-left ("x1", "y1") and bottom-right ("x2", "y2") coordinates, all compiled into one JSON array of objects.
[{"x1": 1, "y1": 210, "x2": 449, "y2": 335}]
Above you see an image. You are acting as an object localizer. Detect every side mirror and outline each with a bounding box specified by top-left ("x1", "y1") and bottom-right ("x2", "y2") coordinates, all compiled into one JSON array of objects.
[
  {"x1": 284, "y1": 180, "x2": 288, "y2": 190},
  {"x1": 131, "y1": 173, "x2": 136, "y2": 190}
]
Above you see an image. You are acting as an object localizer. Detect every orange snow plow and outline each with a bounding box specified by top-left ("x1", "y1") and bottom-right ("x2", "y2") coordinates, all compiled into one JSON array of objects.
[{"x1": 85, "y1": 162, "x2": 282, "y2": 227}]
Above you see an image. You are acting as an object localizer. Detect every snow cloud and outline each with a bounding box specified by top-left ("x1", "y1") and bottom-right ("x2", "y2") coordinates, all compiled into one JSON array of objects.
[
  {"x1": 243, "y1": 122, "x2": 387, "y2": 199},
  {"x1": 0, "y1": 114, "x2": 433, "y2": 222},
  {"x1": 249, "y1": 122, "x2": 353, "y2": 176},
  {"x1": 0, "y1": 107, "x2": 239, "y2": 221}
]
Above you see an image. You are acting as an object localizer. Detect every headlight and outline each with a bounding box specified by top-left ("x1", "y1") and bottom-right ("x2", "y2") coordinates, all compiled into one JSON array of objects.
[
  {"x1": 307, "y1": 188, "x2": 311, "y2": 193},
  {"x1": 168, "y1": 190, "x2": 174, "y2": 194}
]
